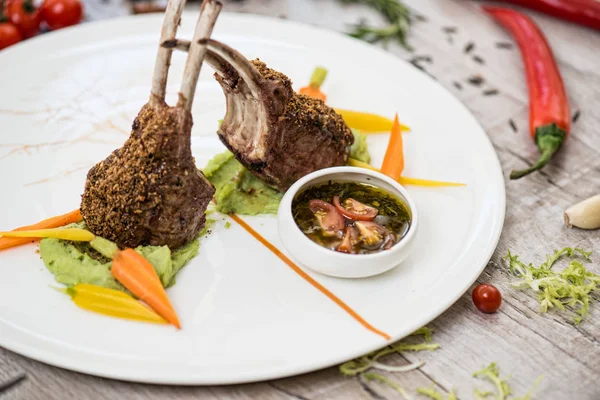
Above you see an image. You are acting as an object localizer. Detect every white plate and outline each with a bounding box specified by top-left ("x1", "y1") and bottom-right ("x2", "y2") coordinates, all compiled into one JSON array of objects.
[{"x1": 0, "y1": 12, "x2": 505, "y2": 384}]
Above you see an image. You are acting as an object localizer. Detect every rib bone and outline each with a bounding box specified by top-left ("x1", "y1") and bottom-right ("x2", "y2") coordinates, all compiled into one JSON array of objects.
[
  {"x1": 150, "y1": 0, "x2": 187, "y2": 105},
  {"x1": 178, "y1": 1, "x2": 222, "y2": 111}
]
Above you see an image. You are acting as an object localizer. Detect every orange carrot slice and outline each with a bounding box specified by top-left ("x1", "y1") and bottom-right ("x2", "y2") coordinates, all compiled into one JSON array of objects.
[
  {"x1": 380, "y1": 113, "x2": 405, "y2": 180},
  {"x1": 0, "y1": 209, "x2": 83, "y2": 251},
  {"x1": 111, "y1": 249, "x2": 181, "y2": 329}
]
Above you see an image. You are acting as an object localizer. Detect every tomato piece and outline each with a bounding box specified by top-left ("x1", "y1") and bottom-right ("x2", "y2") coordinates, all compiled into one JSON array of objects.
[
  {"x1": 472, "y1": 284, "x2": 502, "y2": 313},
  {"x1": 309, "y1": 199, "x2": 345, "y2": 237},
  {"x1": 0, "y1": 22, "x2": 22, "y2": 50},
  {"x1": 336, "y1": 226, "x2": 359, "y2": 254},
  {"x1": 6, "y1": 0, "x2": 42, "y2": 38},
  {"x1": 355, "y1": 221, "x2": 389, "y2": 250},
  {"x1": 333, "y1": 196, "x2": 378, "y2": 221},
  {"x1": 41, "y1": 0, "x2": 83, "y2": 30}
]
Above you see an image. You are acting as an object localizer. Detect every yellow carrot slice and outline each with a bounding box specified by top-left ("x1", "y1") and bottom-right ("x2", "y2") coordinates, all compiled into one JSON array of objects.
[
  {"x1": 335, "y1": 109, "x2": 411, "y2": 133},
  {"x1": 111, "y1": 249, "x2": 181, "y2": 329},
  {"x1": 396, "y1": 177, "x2": 466, "y2": 187},
  {"x1": 0, "y1": 209, "x2": 82, "y2": 250},
  {"x1": 0, "y1": 228, "x2": 95, "y2": 241},
  {"x1": 348, "y1": 158, "x2": 466, "y2": 187},
  {"x1": 63, "y1": 284, "x2": 167, "y2": 324}
]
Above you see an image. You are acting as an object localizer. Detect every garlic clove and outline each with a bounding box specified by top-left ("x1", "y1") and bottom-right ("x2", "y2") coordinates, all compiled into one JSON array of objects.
[{"x1": 564, "y1": 194, "x2": 600, "y2": 230}]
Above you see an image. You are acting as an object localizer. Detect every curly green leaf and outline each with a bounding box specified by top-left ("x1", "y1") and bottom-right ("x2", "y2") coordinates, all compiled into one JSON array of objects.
[{"x1": 505, "y1": 248, "x2": 599, "y2": 324}]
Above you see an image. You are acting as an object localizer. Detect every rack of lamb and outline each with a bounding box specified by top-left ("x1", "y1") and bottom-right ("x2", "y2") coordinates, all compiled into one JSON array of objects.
[
  {"x1": 81, "y1": 0, "x2": 222, "y2": 249},
  {"x1": 165, "y1": 38, "x2": 355, "y2": 191}
]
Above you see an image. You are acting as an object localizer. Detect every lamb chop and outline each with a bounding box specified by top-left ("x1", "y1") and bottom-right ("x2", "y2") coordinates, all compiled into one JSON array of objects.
[
  {"x1": 80, "y1": 0, "x2": 222, "y2": 249},
  {"x1": 163, "y1": 39, "x2": 355, "y2": 192}
]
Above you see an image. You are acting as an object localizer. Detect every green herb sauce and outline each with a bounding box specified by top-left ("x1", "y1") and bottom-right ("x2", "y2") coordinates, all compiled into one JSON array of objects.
[{"x1": 292, "y1": 181, "x2": 411, "y2": 254}]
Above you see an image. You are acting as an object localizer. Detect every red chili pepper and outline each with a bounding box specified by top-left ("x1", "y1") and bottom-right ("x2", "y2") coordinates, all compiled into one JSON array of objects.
[
  {"x1": 494, "y1": 0, "x2": 600, "y2": 31},
  {"x1": 484, "y1": 6, "x2": 570, "y2": 180}
]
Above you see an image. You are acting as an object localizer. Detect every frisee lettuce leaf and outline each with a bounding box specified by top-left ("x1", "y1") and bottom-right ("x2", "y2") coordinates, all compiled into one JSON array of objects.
[
  {"x1": 362, "y1": 373, "x2": 413, "y2": 400},
  {"x1": 339, "y1": 327, "x2": 438, "y2": 376},
  {"x1": 473, "y1": 363, "x2": 543, "y2": 400},
  {"x1": 338, "y1": 329, "x2": 544, "y2": 399},
  {"x1": 505, "y1": 247, "x2": 600, "y2": 324},
  {"x1": 364, "y1": 364, "x2": 541, "y2": 400},
  {"x1": 417, "y1": 385, "x2": 458, "y2": 400},
  {"x1": 512, "y1": 376, "x2": 544, "y2": 400},
  {"x1": 473, "y1": 363, "x2": 511, "y2": 400}
]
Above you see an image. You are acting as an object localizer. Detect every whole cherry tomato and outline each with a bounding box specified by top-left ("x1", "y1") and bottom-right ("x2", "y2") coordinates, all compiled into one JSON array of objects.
[
  {"x1": 41, "y1": 0, "x2": 82, "y2": 30},
  {"x1": 6, "y1": 0, "x2": 42, "y2": 39},
  {"x1": 472, "y1": 284, "x2": 502, "y2": 313},
  {"x1": 0, "y1": 22, "x2": 22, "y2": 50}
]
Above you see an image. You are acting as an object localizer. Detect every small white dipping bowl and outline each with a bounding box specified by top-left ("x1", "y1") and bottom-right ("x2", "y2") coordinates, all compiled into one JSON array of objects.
[{"x1": 277, "y1": 167, "x2": 418, "y2": 278}]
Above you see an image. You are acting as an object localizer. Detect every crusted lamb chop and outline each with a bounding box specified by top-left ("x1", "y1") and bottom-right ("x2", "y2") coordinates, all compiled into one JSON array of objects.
[
  {"x1": 163, "y1": 39, "x2": 355, "y2": 192},
  {"x1": 80, "y1": 0, "x2": 222, "y2": 249}
]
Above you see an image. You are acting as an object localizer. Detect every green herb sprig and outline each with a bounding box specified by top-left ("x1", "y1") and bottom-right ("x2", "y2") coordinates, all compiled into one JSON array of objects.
[{"x1": 339, "y1": 0, "x2": 414, "y2": 49}]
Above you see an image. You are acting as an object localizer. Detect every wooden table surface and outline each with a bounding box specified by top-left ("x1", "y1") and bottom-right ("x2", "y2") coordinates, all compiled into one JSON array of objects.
[{"x1": 1, "y1": 0, "x2": 599, "y2": 399}]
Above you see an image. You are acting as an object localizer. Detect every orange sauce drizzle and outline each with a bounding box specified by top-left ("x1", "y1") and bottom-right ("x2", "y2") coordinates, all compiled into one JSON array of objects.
[{"x1": 230, "y1": 214, "x2": 391, "y2": 341}]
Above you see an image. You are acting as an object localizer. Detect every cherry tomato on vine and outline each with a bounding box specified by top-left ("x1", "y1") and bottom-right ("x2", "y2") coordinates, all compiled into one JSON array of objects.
[
  {"x1": 41, "y1": 0, "x2": 82, "y2": 30},
  {"x1": 0, "y1": 22, "x2": 22, "y2": 50},
  {"x1": 6, "y1": 0, "x2": 42, "y2": 39},
  {"x1": 472, "y1": 284, "x2": 502, "y2": 313}
]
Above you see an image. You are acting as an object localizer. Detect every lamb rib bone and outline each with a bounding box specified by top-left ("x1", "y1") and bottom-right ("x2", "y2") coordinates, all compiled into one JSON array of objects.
[
  {"x1": 161, "y1": 37, "x2": 355, "y2": 192},
  {"x1": 178, "y1": 0, "x2": 222, "y2": 111},
  {"x1": 150, "y1": 0, "x2": 187, "y2": 105}
]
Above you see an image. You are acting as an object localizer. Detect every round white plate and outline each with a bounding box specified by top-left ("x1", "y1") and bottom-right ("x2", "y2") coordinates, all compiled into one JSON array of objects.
[{"x1": 0, "y1": 12, "x2": 505, "y2": 384}]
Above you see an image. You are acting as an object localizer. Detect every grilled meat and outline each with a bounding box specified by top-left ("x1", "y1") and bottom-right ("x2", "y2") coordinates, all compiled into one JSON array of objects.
[{"x1": 81, "y1": 0, "x2": 222, "y2": 248}]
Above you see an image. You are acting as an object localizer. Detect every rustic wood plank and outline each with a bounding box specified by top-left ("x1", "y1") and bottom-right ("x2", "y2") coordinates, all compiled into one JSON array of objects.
[{"x1": 2, "y1": 0, "x2": 600, "y2": 399}]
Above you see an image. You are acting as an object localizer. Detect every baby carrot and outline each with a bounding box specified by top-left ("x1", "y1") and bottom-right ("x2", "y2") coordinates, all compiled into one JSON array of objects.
[
  {"x1": 63, "y1": 284, "x2": 167, "y2": 325},
  {"x1": 380, "y1": 113, "x2": 405, "y2": 180},
  {"x1": 111, "y1": 249, "x2": 180, "y2": 329},
  {"x1": 0, "y1": 209, "x2": 83, "y2": 251},
  {"x1": 299, "y1": 66, "x2": 328, "y2": 101}
]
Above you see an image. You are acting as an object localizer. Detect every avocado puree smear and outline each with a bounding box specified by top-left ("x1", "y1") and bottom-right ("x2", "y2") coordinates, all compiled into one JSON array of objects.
[
  {"x1": 204, "y1": 130, "x2": 371, "y2": 215},
  {"x1": 40, "y1": 223, "x2": 203, "y2": 292}
]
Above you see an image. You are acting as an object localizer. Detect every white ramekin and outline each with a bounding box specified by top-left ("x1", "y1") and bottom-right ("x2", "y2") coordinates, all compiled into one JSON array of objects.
[{"x1": 277, "y1": 167, "x2": 418, "y2": 278}]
